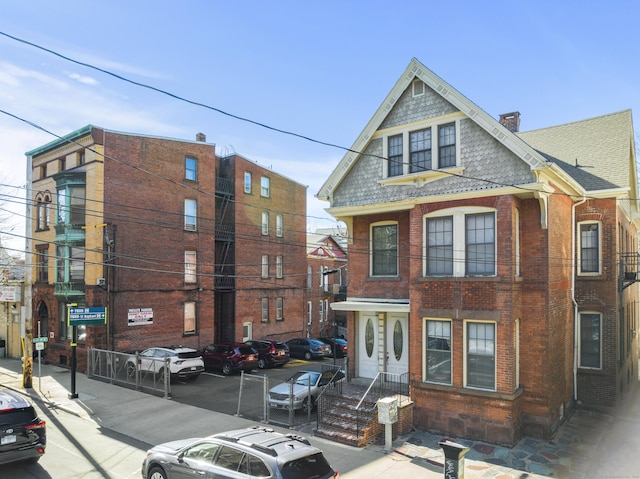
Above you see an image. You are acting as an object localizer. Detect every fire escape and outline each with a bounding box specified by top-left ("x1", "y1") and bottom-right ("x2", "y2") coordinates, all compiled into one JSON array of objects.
[{"x1": 215, "y1": 176, "x2": 235, "y2": 290}]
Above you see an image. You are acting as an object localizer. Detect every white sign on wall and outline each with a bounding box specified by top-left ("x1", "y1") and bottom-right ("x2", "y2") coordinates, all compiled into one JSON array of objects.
[
  {"x1": 0, "y1": 286, "x2": 20, "y2": 302},
  {"x1": 128, "y1": 308, "x2": 153, "y2": 326}
]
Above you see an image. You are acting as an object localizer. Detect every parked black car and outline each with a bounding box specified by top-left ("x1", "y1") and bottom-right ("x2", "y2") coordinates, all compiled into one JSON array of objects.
[
  {"x1": 317, "y1": 337, "x2": 348, "y2": 358},
  {"x1": 286, "y1": 338, "x2": 331, "y2": 360},
  {"x1": 201, "y1": 343, "x2": 259, "y2": 375},
  {"x1": 244, "y1": 340, "x2": 290, "y2": 369},
  {"x1": 0, "y1": 388, "x2": 46, "y2": 465}
]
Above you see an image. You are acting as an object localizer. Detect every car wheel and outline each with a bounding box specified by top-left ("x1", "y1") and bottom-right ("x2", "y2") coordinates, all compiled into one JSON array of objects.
[
  {"x1": 304, "y1": 351, "x2": 312, "y2": 360},
  {"x1": 221, "y1": 362, "x2": 233, "y2": 375},
  {"x1": 258, "y1": 358, "x2": 267, "y2": 369},
  {"x1": 148, "y1": 466, "x2": 168, "y2": 479},
  {"x1": 158, "y1": 368, "x2": 169, "y2": 384},
  {"x1": 301, "y1": 396, "x2": 314, "y2": 411}
]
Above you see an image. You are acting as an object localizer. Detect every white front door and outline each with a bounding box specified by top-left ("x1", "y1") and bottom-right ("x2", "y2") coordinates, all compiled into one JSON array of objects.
[
  {"x1": 385, "y1": 313, "x2": 409, "y2": 377},
  {"x1": 358, "y1": 313, "x2": 380, "y2": 379}
]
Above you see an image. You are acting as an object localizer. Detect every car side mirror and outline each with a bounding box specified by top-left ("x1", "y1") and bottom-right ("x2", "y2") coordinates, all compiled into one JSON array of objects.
[{"x1": 177, "y1": 452, "x2": 185, "y2": 464}]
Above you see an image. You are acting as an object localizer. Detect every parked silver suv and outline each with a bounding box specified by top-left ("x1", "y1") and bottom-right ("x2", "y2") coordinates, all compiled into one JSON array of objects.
[{"x1": 141, "y1": 426, "x2": 339, "y2": 479}]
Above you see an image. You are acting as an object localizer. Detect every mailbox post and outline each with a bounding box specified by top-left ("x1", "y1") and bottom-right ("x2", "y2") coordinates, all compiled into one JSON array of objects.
[
  {"x1": 439, "y1": 440, "x2": 470, "y2": 479},
  {"x1": 377, "y1": 397, "x2": 398, "y2": 452}
]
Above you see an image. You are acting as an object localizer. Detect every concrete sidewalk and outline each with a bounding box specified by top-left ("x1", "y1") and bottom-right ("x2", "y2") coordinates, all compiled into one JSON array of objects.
[{"x1": 2, "y1": 357, "x2": 640, "y2": 478}]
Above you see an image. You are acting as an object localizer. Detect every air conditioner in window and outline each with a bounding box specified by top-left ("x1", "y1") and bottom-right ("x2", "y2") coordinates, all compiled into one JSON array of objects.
[{"x1": 96, "y1": 278, "x2": 106, "y2": 286}]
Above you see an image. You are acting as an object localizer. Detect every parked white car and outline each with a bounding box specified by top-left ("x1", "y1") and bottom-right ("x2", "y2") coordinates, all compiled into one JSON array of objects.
[
  {"x1": 268, "y1": 369, "x2": 345, "y2": 411},
  {"x1": 126, "y1": 346, "x2": 204, "y2": 382}
]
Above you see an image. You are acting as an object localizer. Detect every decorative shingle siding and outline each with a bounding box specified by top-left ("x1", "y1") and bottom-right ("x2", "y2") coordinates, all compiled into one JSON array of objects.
[{"x1": 379, "y1": 83, "x2": 457, "y2": 130}]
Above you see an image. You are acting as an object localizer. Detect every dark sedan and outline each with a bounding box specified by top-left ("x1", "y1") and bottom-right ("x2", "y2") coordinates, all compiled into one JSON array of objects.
[
  {"x1": 286, "y1": 338, "x2": 331, "y2": 360},
  {"x1": 244, "y1": 340, "x2": 290, "y2": 369},
  {"x1": 317, "y1": 337, "x2": 348, "y2": 358}
]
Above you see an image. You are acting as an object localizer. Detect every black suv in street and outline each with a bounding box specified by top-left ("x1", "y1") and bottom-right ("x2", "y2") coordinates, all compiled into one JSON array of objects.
[
  {"x1": 0, "y1": 388, "x2": 46, "y2": 465},
  {"x1": 245, "y1": 340, "x2": 290, "y2": 369}
]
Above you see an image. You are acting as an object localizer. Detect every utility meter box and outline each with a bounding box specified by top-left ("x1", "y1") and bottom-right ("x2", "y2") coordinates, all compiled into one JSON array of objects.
[{"x1": 377, "y1": 397, "x2": 398, "y2": 424}]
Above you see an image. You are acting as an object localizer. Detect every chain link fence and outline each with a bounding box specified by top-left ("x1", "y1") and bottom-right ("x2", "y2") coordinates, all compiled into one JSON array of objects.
[{"x1": 87, "y1": 347, "x2": 171, "y2": 398}]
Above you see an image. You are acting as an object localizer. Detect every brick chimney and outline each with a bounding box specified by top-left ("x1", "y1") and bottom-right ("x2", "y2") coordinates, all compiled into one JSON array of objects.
[
  {"x1": 499, "y1": 112, "x2": 520, "y2": 133},
  {"x1": 196, "y1": 132, "x2": 206, "y2": 142}
]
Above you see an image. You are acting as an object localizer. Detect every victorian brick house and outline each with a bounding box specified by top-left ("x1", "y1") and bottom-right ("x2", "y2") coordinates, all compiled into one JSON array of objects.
[
  {"x1": 317, "y1": 58, "x2": 639, "y2": 445},
  {"x1": 26, "y1": 127, "x2": 308, "y2": 367}
]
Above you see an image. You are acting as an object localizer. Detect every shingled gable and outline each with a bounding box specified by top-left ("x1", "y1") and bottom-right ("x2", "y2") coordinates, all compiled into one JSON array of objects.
[{"x1": 317, "y1": 58, "x2": 556, "y2": 203}]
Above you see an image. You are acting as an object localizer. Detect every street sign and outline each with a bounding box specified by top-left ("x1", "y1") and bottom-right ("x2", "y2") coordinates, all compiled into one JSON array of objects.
[
  {"x1": 35, "y1": 342, "x2": 45, "y2": 351},
  {"x1": 32, "y1": 337, "x2": 48, "y2": 343},
  {"x1": 69, "y1": 307, "x2": 107, "y2": 325}
]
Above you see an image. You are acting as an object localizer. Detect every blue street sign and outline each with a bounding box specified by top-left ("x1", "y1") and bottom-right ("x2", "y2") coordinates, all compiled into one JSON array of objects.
[{"x1": 68, "y1": 307, "x2": 107, "y2": 325}]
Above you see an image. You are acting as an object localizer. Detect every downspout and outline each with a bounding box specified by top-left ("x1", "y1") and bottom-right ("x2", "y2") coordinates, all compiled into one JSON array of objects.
[{"x1": 572, "y1": 195, "x2": 587, "y2": 401}]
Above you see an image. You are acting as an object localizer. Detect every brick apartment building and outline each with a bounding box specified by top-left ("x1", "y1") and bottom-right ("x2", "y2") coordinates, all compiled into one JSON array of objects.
[
  {"x1": 317, "y1": 58, "x2": 639, "y2": 445},
  {"x1": 25, "y1": 127, "x2": 308, "y2": 368},
  {"x1": 306, "y1": 228, "x2": 348, "y2": 338}
]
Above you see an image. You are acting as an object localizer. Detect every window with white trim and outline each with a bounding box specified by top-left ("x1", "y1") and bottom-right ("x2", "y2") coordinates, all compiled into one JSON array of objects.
[
  {"x1": 424, "y1": 209, "x2": 496, "y2": 277},
  {"x1": 261, "y1": 298, "x2": 268, "y2": 322},
  {"x1": 425, "y1": 319, "x2": 451, "y2": 385},
  {"x1": 260, "y1": 176, "x2": 270, "y2": 197},
  {"x1": 185, "y1": 157, "x2": 197, "y2": 181},
  {"x1": 184, "y1": 251, "x2": 197, "y2": 283},
  {"x1": 184, "y1": 301, "x2": 196, "y2": 334},
  {"x1": 276, "y1": 256, "x2": 283, "y2": 278},
  {"x1": 276, "y1": 297, "x2": 283, "y2": 320},
  {"x1": 276, "y1": 214, "x2": 283, "y2": 237},
  {"x1": 261, "y1": 255, "x2": 269, "y2": 278},
  {"x1": 319, "y1": 301, "x2": 324, "y2": 323},
  {"x1": 384, "y1": 120, "x2": 459, "y2": 178},
  {"x1": 184, "y1": 199, "x2": 197, "y2": 231},
  {"x1": 371, "y1": 222, "x2": 398, "y2": 276},
  {"x1": 244, "y1": 171, "x2": 252, "y2": 193},
  {"x1": 307, "y1": 265, "x2": 313, "y2": 288},
  {"x1": 262, "y1": 212, "x2": 269, "y2": 235},
  {"x1": 578, "y1": 222, "x2": 601, "y2": 274},
  {"x1": 465, "y1": 321, "x2": 495, "y2": 390},
  {"x1": 579, "y1": 312, "x2": 601, "y2": 369},
  {"x1": 307, "y1": 301, "x2": 312, "y2": 325}
]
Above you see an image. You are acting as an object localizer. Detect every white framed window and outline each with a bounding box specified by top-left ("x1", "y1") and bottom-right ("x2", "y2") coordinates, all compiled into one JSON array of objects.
[
  {"x1": 261, "y1": 298, "x2": 269, "y2": 322},
  {"x1": 318, "y1": 267, "x2": 324, "y2": 289},
  {"x1": 242, "y1": 322, "x2": 252, "y2": 342},
  {"x1": 579, "y1": 312, "x2": 601, "y2": 369},
  {"x1": 276, "y1": 256, "x2": 283, "y2": 278},
  {"x1": 244, "y1": 171, "x2": 252, "y2": 193},
  {"x1": 578, "y1": 221, "x2": 601, "y2": 275},
  {"x1": 261, "y1": 255, "x2": 269, "y2": 278},
  {"x1": 319, "y1": 301, "x2": 324, "y2": 323},
  {"x1": 424, "y1": 208, "x2": 496, "y2": 277},
  {"x1": 307, "y1": 301, "x2": 312, "y2": 325},
  {"x1": 424, "y1": 319, "x2": 452, "y2": 385},
  {"x1": 465, "y1": 321, "x2": 495, "y2": 391},
  {"x1": 184, "y1": 251, "x2": 197, "y2": 283},
  {"x1": 276, "y1": 297, "x2": 283, "y2": 320},
  {"x1": 323, "y1": 266, "x2": 329, "y2": 292},
  {"x1": 260, "y1": 176, "x2": 270, "y2": 197},
  {"x1": 276, "y1": 214, "x2": 283, "y2": 237},
  {"x1": 324, "y1": 299, "x2": 329, "y2": 322},
  {"x1": 371, "y1": 222, "x2": 398, "y2": 276},
  {"x1": 185, "y1": 157, "x2": 197, "y2": 181},
  {"x1": 262, "y1": 212, "x2": 269, "y2": 235},
  {"x1": 412, "y1": 78, "x2": 425, "y2": 97},
  {"x1": 307, "y1": 265, "x2": 313, "y2": 289},
  {"x1": 514, "y1": 208, "x2": 520, "y2": 277},
  {"x1": 383, "y1": 119, "x2": 460, "y2": 178},
  {"x1": 184, "y1": 302, "x2": 196, "y2": 335},
  {"x1": 184, "y1": 199, "x2": 197, "y2": 231}
]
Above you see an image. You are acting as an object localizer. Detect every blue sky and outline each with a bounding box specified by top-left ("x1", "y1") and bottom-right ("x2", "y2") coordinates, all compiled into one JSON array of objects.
[{"x1": 1, "y1": 1, "x2": 638, "y2": 254}]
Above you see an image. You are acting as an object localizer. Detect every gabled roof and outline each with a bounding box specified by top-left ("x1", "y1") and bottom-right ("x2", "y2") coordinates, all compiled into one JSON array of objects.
[
  {"x1": 317, "y1": 58, "x2": 551, "y2": 202},
  {"x1": 307, "y1": 232, "x2": 348, "y2": 259},
  {"x1": 517, "y1": 110, "x2": 636, "y2": 193}
]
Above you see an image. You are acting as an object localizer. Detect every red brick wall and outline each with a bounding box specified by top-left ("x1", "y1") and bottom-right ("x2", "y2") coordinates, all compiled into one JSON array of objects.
[{"x1": 102, "y1": 133, "x2": 217, "y2": 352}]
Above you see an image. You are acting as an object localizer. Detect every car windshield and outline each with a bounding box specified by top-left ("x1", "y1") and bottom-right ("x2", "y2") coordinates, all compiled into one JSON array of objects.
[
  {"x1": 281, "y1": 452, "x2": 333, "y2": 479},
  {"x1": 291, "y1": 372, "x2": 320, "y2": 386}
]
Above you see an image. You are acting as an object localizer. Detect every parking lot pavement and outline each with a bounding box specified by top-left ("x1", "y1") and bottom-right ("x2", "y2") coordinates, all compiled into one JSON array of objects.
[{"x1": 3, "y1": 357, "x2": 640, "y2": 478}]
